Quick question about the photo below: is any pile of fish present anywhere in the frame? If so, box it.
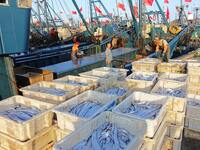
[188,100,200,107]
[58,101,103,118]
[154,88,186,98]
[62,80,88,86]
[72,122,134,150]
[131,74,155,81]
[122,101,162,119]
[0,104,41,122]
[31,87,66,96]
[170,76,187,82]
[105,87,127,97]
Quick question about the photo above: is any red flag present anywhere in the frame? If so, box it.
[144,0,154,6]
[185,0,192,2]
[134,4,138,18]
[117,3,126,11]
[164,0,169,4]
[71,11,77,15]
[94,6,104,15]
[166,7,170,20]
[80,7,83,12]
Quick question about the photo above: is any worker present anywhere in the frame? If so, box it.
[105,43,113,67]
[71,41,80,65]
[153,37,170,62]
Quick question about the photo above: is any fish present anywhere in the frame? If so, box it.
[131,74,155,81]
[31,87,66,96]
[105,87,127,97]
[154,88,185,98]
[188,100,200,107]
[63,80,88,86]
[122,101,162,120]
[72,122,134,150]
[0,104,41,122]
[58,101,103,118]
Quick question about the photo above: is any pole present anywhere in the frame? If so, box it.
[115,0,120,18]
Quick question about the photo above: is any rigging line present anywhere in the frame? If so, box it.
[57,0,69,20]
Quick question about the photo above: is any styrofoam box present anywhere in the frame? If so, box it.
[113,92,168,138]
[95,80,135,103]
[187,62,200,75]
[53,112,146,150]
[151,79,186,112]
[93,67,128,80]
[144,116,168,150]
[54,75,100,93]
[186,94,200,119]
[166,124,183,139]
[161,135,182,150]
[157,62,186,73]
[166,111,185,126]
[126,71,158,92]
[132,58,161,72]
[159,72,188,82]
[0,124,55,150]
[20,81,79,105]
[0,96,54,141]
[185,117,200,132]
[53,90,118,131]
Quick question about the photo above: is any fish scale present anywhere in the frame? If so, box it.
[72,122,134,150]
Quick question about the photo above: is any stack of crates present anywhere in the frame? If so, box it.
[0,96,55,150]
[113,92,169,150]
[151,79,187,150]
[132,58,161,72]
[157,62,186,74]
[187,62,200,95]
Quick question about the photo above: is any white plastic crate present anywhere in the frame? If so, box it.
[54,75,100,93]
[95,81,134,102]
[159,73,188,82]
[20,81,79,105]
[0,126,55,150]
[166,124,183,139]
[113,92,168,138]
[151,79,186,112]
[126,71,158,92]
[132,58,161,72]
[188,74,200,83]
[79,70,118,83]
[53,112,146,150]
[0,96,53,141]
[185,117,200,132]
[187,83,200,95]
[93,67,128,80]
[157,62,186,73]
[54,126,72,142]
[166,111,185,126]
[53,90,117,131]
[144,116,168,150]
[186,94,200,119]
[161,135,182,150]
[187,62,200,75]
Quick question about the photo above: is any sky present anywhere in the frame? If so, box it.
[32,0,200,23]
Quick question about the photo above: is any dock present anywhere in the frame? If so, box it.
[41,48,138,78]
